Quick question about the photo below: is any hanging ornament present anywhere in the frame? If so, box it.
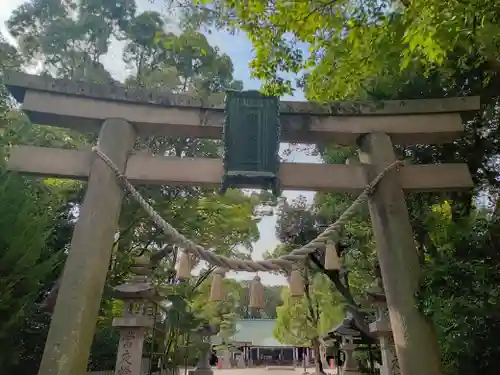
[221,90,281,197]
[176,250,191,280]
[289,269,304,297]
[345,156,359,166]
[210,268,226,302]
[249,275,265,309]
[324,239,342,270]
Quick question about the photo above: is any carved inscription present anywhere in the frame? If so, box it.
[388,336,401,375]
[114,328,147,375]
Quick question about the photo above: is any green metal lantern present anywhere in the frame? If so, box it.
[221,90,281,196]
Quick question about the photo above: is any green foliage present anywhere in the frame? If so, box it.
[88,323,121,371]
[233,281,283,319]
[0,32,84,372]
[173,2,500,375]
[9,2,500,375]
[0,35,23,128]
[274,274,343,347]
[7,0,133,82]
[184,191,260,255]
[149,270,240,368]
[191,277,242,338]
[3,1,267,371]
[417,201,500,375]
[185,0,500,100]
[0,170,64,369]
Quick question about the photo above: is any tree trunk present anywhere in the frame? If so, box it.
[312,337,325,375]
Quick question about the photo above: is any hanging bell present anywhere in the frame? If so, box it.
[210,268,226,302]
[176,250,191,280]
[289,269,304,297]
[324,239,342,271]
[249,275,265,309]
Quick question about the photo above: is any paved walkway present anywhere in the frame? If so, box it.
[212,368,337,374]
[88,367,339,375]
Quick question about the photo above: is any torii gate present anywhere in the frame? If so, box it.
[4,71,478,375]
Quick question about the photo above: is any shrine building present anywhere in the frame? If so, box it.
[212,319,313,368]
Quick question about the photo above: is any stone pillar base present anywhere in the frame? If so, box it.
[221,350,231,369]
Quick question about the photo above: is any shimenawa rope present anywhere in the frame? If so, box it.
[91,146,403,272]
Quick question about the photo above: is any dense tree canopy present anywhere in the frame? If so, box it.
[184,0,500,100]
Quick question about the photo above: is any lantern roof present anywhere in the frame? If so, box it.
[322,311,376,345]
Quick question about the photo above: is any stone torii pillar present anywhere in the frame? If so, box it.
[358,133,442,375]
[37,119,136,375]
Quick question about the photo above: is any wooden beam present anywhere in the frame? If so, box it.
[7,146,474,192]
[19,90,467,145]
[5,71,481,115]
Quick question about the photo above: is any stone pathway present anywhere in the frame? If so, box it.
[212,368,338,375]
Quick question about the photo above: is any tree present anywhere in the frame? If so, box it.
[118,21,265,370]
[4,2,265,371]
[0,170,64,370]
[180,0,500,100]
[416,200,500,375]
[173,3,500,374]
[7,0,134,82]
[0,35,23,125]
[0,28,85,373]
[192,277,242,344]
[234,281,283,319]
[265,232,344,374]
[274,272,343,353]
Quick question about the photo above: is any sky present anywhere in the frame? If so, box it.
[0,0,320,285]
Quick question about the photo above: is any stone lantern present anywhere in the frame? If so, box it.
[112,256,156,375]
[189,324,219,375]
[366,282,401,375]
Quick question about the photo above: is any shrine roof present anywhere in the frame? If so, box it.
[212,319,294,348]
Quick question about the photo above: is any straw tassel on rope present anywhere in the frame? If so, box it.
[210,268,226,301]
[324,239,341,270]
[249,275,265,309]
[176,250,191,280]
[289,269,304,297]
